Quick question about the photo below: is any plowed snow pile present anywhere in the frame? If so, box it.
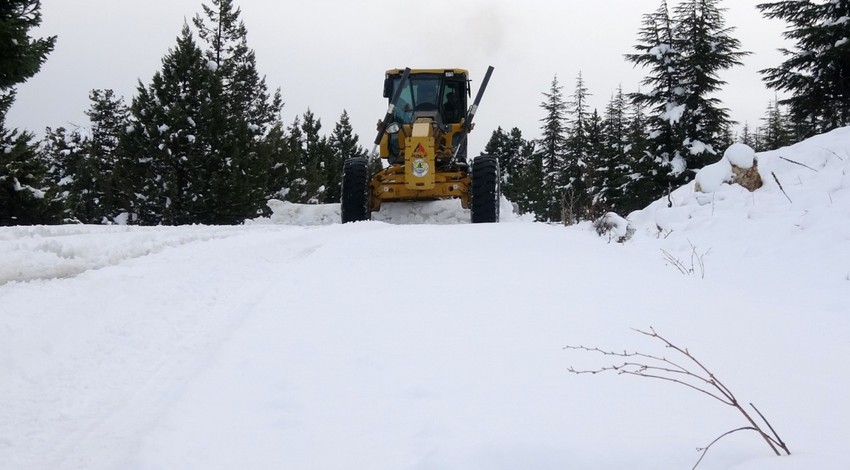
[263,196,524,225]
[1,128,848,470]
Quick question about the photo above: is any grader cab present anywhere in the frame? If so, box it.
[340,67,499,223]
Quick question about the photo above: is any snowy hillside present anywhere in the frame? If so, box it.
[1,129,849,470]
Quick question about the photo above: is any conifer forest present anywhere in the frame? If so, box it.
[3,0,850,225]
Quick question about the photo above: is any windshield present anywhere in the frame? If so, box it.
[390,74,467,124]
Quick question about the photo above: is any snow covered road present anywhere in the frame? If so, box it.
[4,126,850,470]
[3,219,848,470]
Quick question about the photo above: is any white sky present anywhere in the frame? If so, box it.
[9,0,787,155]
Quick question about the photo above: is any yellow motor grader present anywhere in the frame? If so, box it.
[341,66,499,223]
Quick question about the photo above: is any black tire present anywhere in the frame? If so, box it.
[341,157,371,223]
[471,154,500,223]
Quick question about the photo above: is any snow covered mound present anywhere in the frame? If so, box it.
[263,196,528,225]
[693,142,760,193]
[628,126,850,282]
[263,200,341,225]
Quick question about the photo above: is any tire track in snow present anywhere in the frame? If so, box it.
[0,225,249,285]
[0,225,351,470]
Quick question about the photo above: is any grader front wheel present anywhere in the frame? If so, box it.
[341,157,372,223]
[471,155,500,223]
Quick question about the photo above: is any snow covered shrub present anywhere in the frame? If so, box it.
[695,144,762,193]
[593,212,633,243]
[726,143,763,191]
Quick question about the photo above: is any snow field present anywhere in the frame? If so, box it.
[2,127,850,469]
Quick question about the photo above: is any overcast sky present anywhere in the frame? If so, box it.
[9,0,788,155]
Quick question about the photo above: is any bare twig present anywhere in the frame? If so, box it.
[660,242,710,278]
[635,328,782,457]
[565,328,790,468]
[772,172,792,203]
[751,403,791,455]
[565,344,731,404]
[661,249,690,275]
[689,242,710,279]
[693,427,757,470]
[818,146,845,161]
[780,156,818,172]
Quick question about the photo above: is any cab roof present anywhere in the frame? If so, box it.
[385,68,469,77]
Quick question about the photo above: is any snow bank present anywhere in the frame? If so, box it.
[2,197,527,285]
[627,126,850,284]
[262,200,340,225]
[260,196,531,226]
[0,225,243,285]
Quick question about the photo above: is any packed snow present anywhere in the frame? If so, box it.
[2,128,850,469]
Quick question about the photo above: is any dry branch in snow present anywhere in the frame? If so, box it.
[565,327,790,469]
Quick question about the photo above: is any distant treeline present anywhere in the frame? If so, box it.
[2,0,849,225]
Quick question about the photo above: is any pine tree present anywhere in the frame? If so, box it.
[739,122,756,149]
[563,72,592,224]
[673,0,748,168]
[74,89,131,223]
[537,75,568,222]
[193,0,282,220]
[327,110,366,203]
[758,0,850,134]
[0,132,62,225]
[484,126,529,204]
[0,0,56,122]
[626,0,685,184]
[595,87,632,216]
[619,96,660,215]
[280,113,325,204]
[716,121,736,151]
[279,115,305,202]
[193,0,278,132]
[758,97,794,150]
[262,118,295,204]
[42,126,86,222]
[582,109,607,220]
[512,139,545,219]
[128,24,221,225]
[627,0,745,206]
[0,0,59,225]
[301,110,331,204]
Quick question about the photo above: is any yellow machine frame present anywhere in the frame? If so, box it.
[370,69,472,211]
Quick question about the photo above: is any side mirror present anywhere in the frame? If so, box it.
[383,78,394,98]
